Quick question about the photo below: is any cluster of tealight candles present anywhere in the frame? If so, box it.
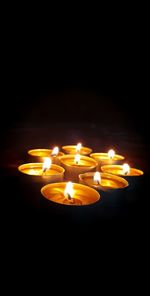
[18,143,144,206]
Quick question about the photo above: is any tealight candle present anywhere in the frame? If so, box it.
[101,163,144,177]
[28,147,64,165]
[62,143,92,155]
[41,181,100,206]
[90,149,125,169]
[18,157,65,183]
[79,171,128,190]
[59,154,98,182]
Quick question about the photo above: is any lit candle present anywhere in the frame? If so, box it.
[51,146,59,156]
[90,149,125,169]
[122,163,130,175]
[59,154,98,182]
[79,171,128,190]
[41,181,100,206]
[28,147,64,165]
[62,143,92,156]
[101,163,144,177]
[76,143,82,153]
[18,157,65,183]
[74,154,81,164]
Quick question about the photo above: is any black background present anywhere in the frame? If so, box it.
[1,30,149,257]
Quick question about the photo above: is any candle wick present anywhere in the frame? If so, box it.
[43,168,47,173]
[97,180,100,185]
[67,193,72,200]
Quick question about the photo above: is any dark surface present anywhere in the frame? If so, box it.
[1,41,148,251]
[1,98,148,247]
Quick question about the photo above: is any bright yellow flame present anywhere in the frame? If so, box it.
[94,172,101,184]
[76,143,82,152]
[64,182,73,199]
[74,154,80,164]
[122,163,130,175]
[42,157,51,171]
[51,146,59,156]
[108,149,115,159]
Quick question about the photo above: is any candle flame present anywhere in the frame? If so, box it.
[64,182,73,199]
[42,157,51,171]
[122,163,130,175]
[94,172,101,184]
[51,146,59,156]
[74,154,80,164]
[108,149,115,159]
[76,143,82,152]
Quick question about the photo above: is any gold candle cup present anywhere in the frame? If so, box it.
[101,165,144,177]
[79,172,128,191]
[90,152,125,169]
[59,155,98,182]
[28,149,64,165]
[62,145,92,156]
[41,182,100,206]
[18,163,65,183]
